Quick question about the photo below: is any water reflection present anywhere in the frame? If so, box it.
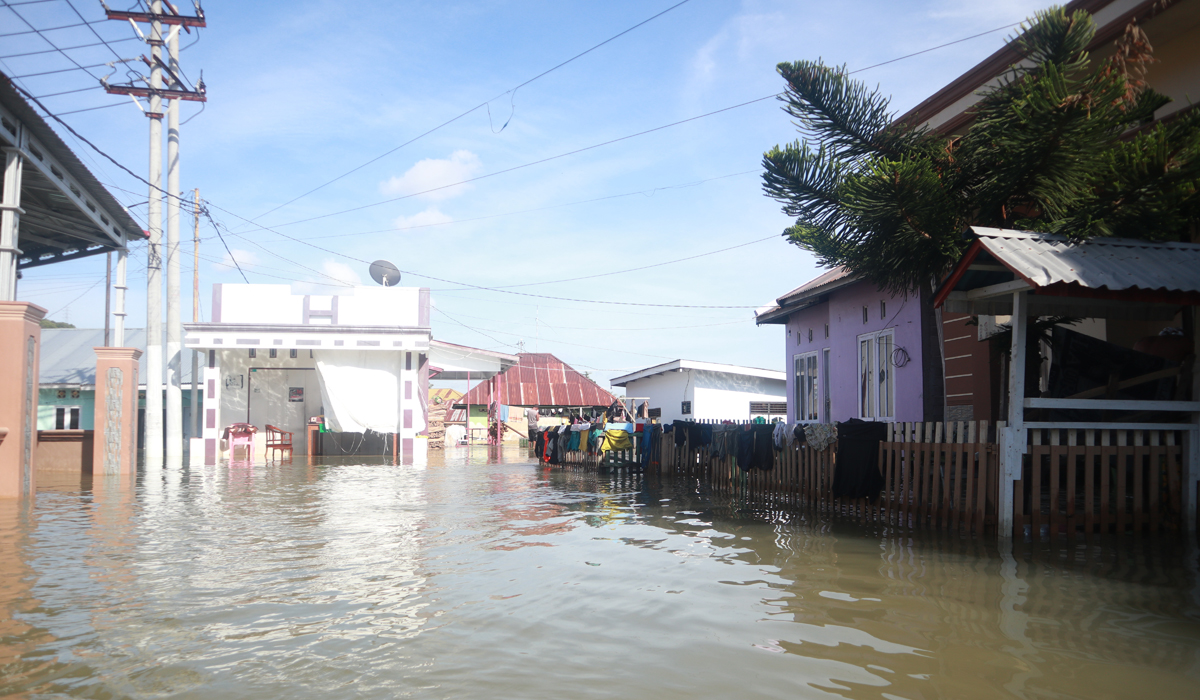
[0,449,1198,699]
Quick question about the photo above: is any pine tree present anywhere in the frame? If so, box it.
[762,7,1200,421]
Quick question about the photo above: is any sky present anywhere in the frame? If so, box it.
[2,0,1051,390]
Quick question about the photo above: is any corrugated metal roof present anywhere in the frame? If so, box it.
[456,353,617,408]
[39,328,194,387]
[971,227,1200,293]
[776,266,855,304]
[429,388,462,404]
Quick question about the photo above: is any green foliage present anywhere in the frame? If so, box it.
[39,319,75,329]
[763,6,1200,294]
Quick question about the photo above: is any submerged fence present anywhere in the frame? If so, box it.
[541,420,1195,538]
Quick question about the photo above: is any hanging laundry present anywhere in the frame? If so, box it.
[772,421,789,449]
[804,423,837,451]
[831,419,887,500]
[568,430,581,452]
[601,429,633,452]
[752,424,775,470]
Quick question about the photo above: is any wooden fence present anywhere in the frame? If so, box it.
[540,420,1194,538]
[1016,426,1189,538]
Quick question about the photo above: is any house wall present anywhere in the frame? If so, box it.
[620,369,785,422]
[691,370,785,421]
[217,349,322,456]
[620,371,692,423]
[37,389,95,430]
[214,284,426,328]
[782,280,924,424]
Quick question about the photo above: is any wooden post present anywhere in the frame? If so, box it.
[999,290,1028,541]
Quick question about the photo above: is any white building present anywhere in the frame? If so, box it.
[609,360,786,423]
[184,283,516,463]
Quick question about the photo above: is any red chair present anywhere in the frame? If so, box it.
[265,424,294,461]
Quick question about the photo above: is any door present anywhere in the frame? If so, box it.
[248,368,313,454]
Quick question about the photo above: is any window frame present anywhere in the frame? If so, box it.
[856,329,895,422]
[793,350,820,423]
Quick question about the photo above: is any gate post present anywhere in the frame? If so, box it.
[999,291,1028,541]
[93,346,142,474]
[0,301,44,498]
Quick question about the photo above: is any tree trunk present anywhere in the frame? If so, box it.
[920,279,946,422]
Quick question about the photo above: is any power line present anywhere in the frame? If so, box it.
[7,62,109,78]
[63,0,136,64]
[57,101,126,115]
[0,18,107,38]
[33,85,102,98]
[4,3,106,80]
[4,79,200,211]
[0,36,139,60]
[197,206,249,283]
[233,0,697,229]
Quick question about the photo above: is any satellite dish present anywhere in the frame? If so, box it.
[369,259,401,287]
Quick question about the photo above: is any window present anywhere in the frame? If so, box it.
[54,406,81,430]
[681,401,692,415]
[794,351,819,422]
[289,349,297,359]
[824,323,829,339]
[822,348,831,422]
[807,328,813,342]
[881,300,886,319]
[857,330,895,421]
[248,349,257,359]
[269,348,277,359]
[862,306,869,324]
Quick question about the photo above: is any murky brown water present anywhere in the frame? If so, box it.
[2,447,1199,699]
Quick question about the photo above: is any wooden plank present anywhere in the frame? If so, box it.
[1049,430,1063,539]
[1133,431,1145,534]
[1084,429,1096,536]
[1100,430,1113,534]
[1166,431,1181,523]
[1116,430,1129,535]
[1149,431,1162,533]
[1066,430,1078,537]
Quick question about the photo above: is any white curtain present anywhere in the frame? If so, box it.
[314,350,403,433]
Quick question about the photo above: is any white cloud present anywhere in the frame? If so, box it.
[321,259,364,287]
[220,248,259,270]
[392,207,453,230]
[379,150,482,201]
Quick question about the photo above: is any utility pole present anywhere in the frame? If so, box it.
[101,1,206,467]
[190,188,200,442]
[144,2,164,469]
[165,24,183,464]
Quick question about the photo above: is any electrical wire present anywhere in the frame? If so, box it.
[4,3,106,81]
[4,80,200,211]
[232,0,697,229]
[0,19,107,38]
[198,206,249,283]
[7,63,110,78]
[0,36,139,60]
[32,84,102,98]
[62,0,135,64]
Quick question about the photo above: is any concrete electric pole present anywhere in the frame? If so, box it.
[102,1,207,466]
[191,188,201,442]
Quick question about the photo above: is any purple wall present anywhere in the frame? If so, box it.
[782,279,924,424]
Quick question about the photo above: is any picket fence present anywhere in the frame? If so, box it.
[541,419,1194,538]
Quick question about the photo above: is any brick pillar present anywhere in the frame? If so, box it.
[93,347,142,475]
[0,301,45,498]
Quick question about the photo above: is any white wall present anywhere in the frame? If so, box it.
[216,284,423,327]
[217,349,322,456]
[621,368,785,422]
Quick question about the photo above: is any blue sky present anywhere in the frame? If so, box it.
[3,0,1048,387]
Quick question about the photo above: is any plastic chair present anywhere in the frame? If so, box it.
[265,424,294,460]
[228,425,256,461]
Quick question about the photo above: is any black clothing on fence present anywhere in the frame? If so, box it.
[534,430,544,459]
[752,424,774,471]
[735,424,776,472]
[832,418,886,500]
[675,422,689,447]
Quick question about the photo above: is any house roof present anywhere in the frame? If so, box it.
[39,328,194,388]
[610,359,785,387]
[429,388,462,405]
[934,227,1200,319]
[755,266,858,325]
[896,0,1180,133]
[1,73,143,268]
[455,353,618,408]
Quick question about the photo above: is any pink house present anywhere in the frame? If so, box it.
[755,268,926,425]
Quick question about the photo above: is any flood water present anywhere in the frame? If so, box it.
[3,448,1200,699]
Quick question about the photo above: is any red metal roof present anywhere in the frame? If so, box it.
[456,353,618,408]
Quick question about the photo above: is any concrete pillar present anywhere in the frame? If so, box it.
[999,290,1029,541]
[201,350,221,464]
[92,347,143,475]
[0,301,45,498]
